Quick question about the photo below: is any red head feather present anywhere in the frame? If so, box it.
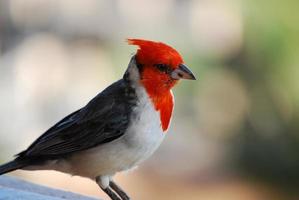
[127,39,183,69]
[128,39,184,132]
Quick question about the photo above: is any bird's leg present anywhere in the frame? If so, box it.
[102,187,121,200]
[96,176,121,200]
[110,181,130,200]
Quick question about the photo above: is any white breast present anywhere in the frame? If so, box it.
[65,86,166,178]
[121,85,166,165]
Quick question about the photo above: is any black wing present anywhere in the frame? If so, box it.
[17,79,137,160]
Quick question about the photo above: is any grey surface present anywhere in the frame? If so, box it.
[0,175,99,200]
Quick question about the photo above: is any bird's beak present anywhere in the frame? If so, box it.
[171,64,196,80]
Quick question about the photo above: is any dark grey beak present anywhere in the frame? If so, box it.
[171,64,196,80]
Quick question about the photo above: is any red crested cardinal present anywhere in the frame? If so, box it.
[0,39,196,200]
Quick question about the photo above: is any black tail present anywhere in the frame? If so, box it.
[0,160,25,175]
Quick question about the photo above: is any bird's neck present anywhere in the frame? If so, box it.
[140,81,174,132]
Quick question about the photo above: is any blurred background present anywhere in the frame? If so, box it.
[0,0,299,200]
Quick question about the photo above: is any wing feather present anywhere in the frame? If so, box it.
[17,80,137,159]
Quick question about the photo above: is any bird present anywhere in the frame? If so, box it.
[0,39,196,200]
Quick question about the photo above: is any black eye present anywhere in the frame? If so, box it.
[154,64,171,73]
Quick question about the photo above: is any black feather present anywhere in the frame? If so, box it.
[16,79,137,164]
[0,159,26,175]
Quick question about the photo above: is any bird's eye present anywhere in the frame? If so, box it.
[154,64,171,73]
